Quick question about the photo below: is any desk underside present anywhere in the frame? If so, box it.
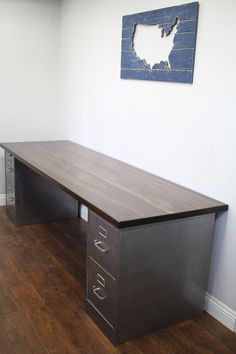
[6,157,78,226]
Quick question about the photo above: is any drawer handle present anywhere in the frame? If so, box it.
[6,168,14,173]
[94,240,108,253]
[93,286,106,301]
[7,196,15,202]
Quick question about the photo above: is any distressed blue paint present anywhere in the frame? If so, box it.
[121,69,193,83]
[169,49,194,70]
[152,61,169,70]
[121,52,148,69]
[122,28,135,39]
[177,19,197,33]
[122,60,148,70]
[121,2,198,83]
[122,2,198,27]
[122,38,133,51]
[121,51,137,63]
[159,18,178,36]
[173,32,196,49]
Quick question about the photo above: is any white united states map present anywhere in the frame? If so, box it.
[133,19,179,70]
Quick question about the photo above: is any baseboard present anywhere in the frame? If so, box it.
[0,194,6,206]
[205,292,236,332]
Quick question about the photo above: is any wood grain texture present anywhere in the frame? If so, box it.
[0,206,235,354]
[0,140,228,227]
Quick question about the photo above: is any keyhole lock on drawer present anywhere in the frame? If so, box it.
[94,239,109,253]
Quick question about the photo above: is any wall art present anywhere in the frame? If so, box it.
[120,2,199,83]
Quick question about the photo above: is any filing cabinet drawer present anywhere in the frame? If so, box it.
[88,211,120,277]
[87,257,117,325]
[5,151,14,173]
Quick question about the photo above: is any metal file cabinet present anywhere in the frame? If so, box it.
[5,151,16,221]
[86,210,216,345]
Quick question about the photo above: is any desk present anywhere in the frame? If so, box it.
[0,140,228,344]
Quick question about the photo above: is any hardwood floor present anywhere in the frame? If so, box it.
[0,206,235,354]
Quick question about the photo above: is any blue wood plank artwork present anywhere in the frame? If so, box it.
[120,2,199,83]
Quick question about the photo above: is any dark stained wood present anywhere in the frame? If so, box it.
[0,206,235,353]
[0,141,228,227]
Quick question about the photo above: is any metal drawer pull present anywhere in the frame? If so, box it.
[6,167,14,173]
[94,240,108,253]
[98,225,107,238]
[93,286,106,300]
[7,196,15,202]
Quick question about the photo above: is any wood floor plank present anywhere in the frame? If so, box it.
[11,281,81,354]
[31,222,86,285]
[177,320,234,354]
[194,315,236,353]
[155,326,212,354]
[0,285,17,317]
[0,321,17,354]
[2,311,48,354]
[0,251,24,288]
[0,206,235,354]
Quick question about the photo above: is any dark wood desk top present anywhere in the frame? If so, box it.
[0,140,228,227]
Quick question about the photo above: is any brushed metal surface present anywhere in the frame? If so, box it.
[5,152,16,221]
[5,150,14,172]
[88,211,120,277]
[87,212,217,345]
[87,257,117,325]
[86,300,115,344]
[114,213,216,343]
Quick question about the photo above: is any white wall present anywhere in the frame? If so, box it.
[0,0,235,323]
[60,0,236,312]
[0,0,61,194]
